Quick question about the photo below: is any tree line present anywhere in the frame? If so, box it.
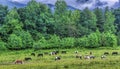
[0,0,120,50]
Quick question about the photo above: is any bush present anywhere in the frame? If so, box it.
[0,40,7,50]
[33,37,48,49]
[60,37,75,48]
[101,32,117,47]
[87,33,100,48]
[13,30,33,49]
[75,36,88,48]
[7,34,23,50]
[47,35,61,48]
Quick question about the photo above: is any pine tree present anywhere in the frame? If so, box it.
[104,11,116,33]
[94,7,105,32]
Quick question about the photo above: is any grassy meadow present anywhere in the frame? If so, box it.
[0,48,120,69]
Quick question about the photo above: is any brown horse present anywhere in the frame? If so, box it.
[15,60,23,64]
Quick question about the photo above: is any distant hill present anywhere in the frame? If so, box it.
[0,0,120,9]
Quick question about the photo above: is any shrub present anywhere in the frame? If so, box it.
[60,37,75,48]
[0,40,7,50]
[7,34,23,50]
[13,30,33,49]
[47,35,61,48]
[101,32,117,47]
[33,37,48,49]
[75,36,88,48]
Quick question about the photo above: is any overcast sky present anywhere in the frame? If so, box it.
[0,0,119,9]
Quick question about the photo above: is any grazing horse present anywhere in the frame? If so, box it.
[104,52,109,55]
[101,55,106,59]
[31,53,35,56]
[75,51,78,54]
[89,55,95,59]
[112,52,118,55]
[49,51,57,55]
[55,50,59,54]
[24,57,32,61]
[76,55,82,59]
[37,53,43,57]
[15,60,23,64]
[55,56,61,61]
[84,55,90,59]
[61,51,66,54]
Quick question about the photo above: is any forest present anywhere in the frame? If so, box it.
[0,0,120,50]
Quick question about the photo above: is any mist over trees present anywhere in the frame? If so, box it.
[0,0,120,50]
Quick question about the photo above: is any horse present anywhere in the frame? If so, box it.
[15,60,23,64]
[37,53,43,57]
[31,53,35,56]
[24,57,32,61]
[89,55,95,59]
[112,52,118,55]
[61,51,66,54]
[104,52,109,55]
[49,51,57,55]
[101,55,106,59]
[76,55,82,59]
[55,56,61,61]
[84,55,90,59]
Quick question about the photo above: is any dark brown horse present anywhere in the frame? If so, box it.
[15,60,23,64]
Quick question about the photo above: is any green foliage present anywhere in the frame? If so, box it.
[78,8,97,36]
[47,35,61,48]
[117,32,120,45]
[75,36,88,48]
[61,37,75,48]
[7,34,23,50]
[0,40,7,50]
[104,11,116,33]
[101,32,117,47]
[113,8,120,32]
[33,37,47,49]
[87,32,100,48]
[55,0,67,15]
[0,5,8,25]
[0,0,120,50]
[13,30,33,49]
[94,8,105,32]
[75,31,101,48]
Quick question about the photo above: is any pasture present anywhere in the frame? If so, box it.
[0,48,120,69]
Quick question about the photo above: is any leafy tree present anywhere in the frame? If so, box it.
[47,35,61,48]
[75,36,88,48]
[54,1,80,37]
[87,32,100,48]
[94,7,105,32]
[104,11,116,33]
[13,30,33,49]
[33,37,47,49]
[60,37,75,48]
[116,32,120,45]
[0,40,7,50]
[7,34,23,50]
[55,0,67,15]
[0,8,22,42]
[101,32,117,47]
[0,5,8,25]
[18,0,54,35]
[78,8,97,36]
[113,8,120,32]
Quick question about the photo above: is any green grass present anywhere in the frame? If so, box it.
[0,48,120,69]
